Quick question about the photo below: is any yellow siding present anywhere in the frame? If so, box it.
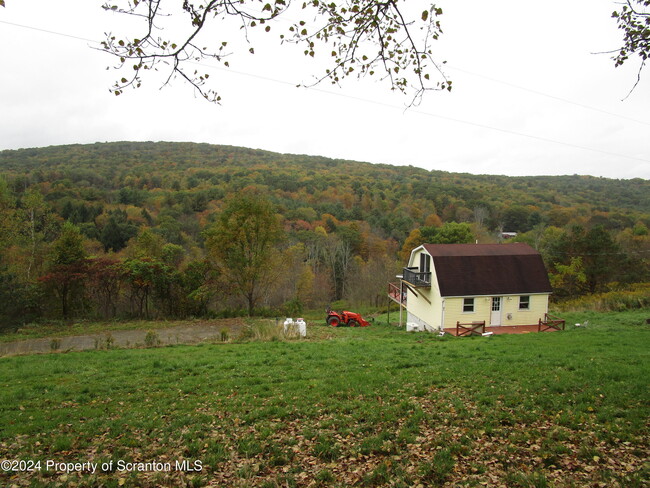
[406,286,436,328]
[500,294,549,326]
[443,297,491,329]
[407,247,424,268]
[441,294,550,329]
[405,248,443,329]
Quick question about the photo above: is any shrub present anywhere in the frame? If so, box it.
[237,321,284,342]
[144,330,161,347]
[556,283,650,312]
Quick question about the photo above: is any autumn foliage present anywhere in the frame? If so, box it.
[0,142,648,326]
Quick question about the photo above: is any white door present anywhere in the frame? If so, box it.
[490,297,502,326]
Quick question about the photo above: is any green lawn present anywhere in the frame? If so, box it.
[0,310,648,487]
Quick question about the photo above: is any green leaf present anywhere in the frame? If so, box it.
[421,10,428,21]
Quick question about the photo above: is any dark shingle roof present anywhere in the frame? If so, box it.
[421,243,552,297]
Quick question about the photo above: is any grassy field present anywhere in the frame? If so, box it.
[0,310,648,487]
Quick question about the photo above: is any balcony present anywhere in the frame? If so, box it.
[388,282,406,306]
[403,267,431,287]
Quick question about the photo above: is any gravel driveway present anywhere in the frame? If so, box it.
[0,321,247,357]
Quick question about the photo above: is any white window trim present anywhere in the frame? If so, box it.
[462,297,475,313]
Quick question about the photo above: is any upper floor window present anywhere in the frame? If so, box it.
[420,253,431,273]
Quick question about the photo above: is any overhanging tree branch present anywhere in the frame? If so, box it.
[99,0,450,104]
[612,0,650,96]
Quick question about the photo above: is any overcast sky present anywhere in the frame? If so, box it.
[1,1,649,179]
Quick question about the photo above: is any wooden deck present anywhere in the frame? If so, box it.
[443,314,566,337]
[443,324,562,336]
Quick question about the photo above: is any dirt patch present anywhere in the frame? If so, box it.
[0,319,247,357]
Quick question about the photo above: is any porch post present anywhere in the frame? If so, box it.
[399,280,404,328]
[387,295,390,325]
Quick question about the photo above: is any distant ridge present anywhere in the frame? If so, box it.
[1,141,648,215]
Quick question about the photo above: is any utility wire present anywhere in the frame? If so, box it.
[0,19,99,44]
[5,17,647,127]
[445,64,650,127]
[192,60,650,165]
[2,18,649,166]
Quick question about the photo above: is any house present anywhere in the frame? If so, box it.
[390,243,553,332]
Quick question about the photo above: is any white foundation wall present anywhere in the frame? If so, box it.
[406,311,437,332]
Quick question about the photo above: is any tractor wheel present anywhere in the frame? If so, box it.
[348,319,359,327]
[327,316,341,327]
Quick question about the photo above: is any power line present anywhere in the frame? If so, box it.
[2,18,649,166]
[193,61,650,165]
[2,18,647,130]
[445,64,650,127]
[0,20,99,44]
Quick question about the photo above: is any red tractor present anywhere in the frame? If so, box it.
[326,307,371,327]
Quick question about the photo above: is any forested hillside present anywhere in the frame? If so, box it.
[1,142,648,327]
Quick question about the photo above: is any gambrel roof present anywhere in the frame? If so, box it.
[421,243,552,297]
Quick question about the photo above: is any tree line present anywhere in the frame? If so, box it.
[0,142,648,329]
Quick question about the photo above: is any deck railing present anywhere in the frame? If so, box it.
[387,282,406,305]
[538,313,566,332]
[456,321,486,336]
[403,267,432,287]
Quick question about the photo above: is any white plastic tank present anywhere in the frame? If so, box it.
[283,318,294,334]
[296,318,307,337]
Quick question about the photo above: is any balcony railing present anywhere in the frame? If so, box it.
[388,282,406,305]
[403,267,431,287]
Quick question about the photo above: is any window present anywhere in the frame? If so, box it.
[419,253,431,273]
[463,298,475,313]
[519,296,530,310]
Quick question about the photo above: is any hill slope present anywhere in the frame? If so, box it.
[0,142,648,321]
[1,140,648,218]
